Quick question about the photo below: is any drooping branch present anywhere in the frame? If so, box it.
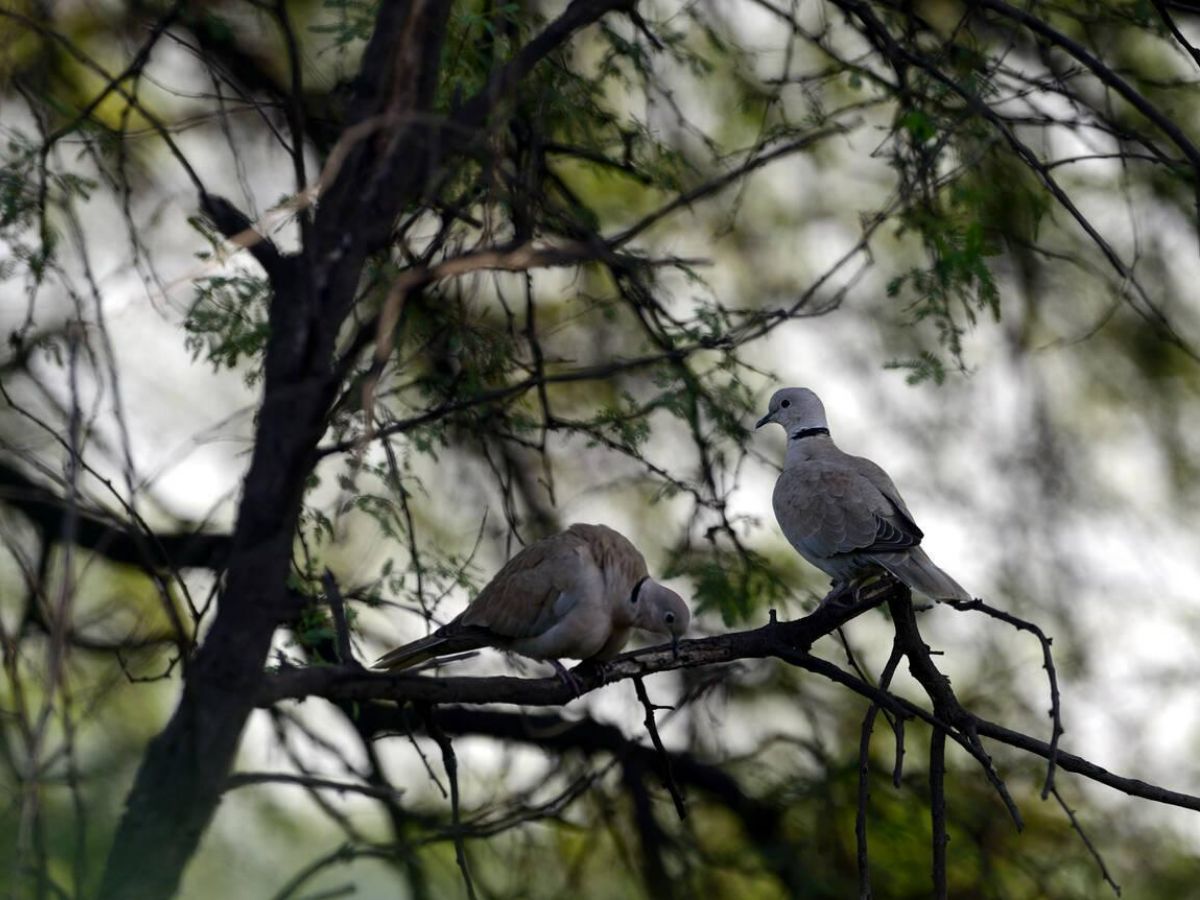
[1051,786,1122,897]
[929,727,948,900]
[823,0,1194,358]
[946,597,1063,798]
[970,0,1200,174]
[419,704,476,900]
[888,595,1024,830]
[855,640,904,896]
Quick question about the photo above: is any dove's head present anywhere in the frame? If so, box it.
[629,578,691,651]
[755,387,828,433]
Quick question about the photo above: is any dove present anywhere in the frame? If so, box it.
[374,524,690,679]
[756,387,970,603]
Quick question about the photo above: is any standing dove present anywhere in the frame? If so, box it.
[374,523,690,675]
[756,387,970,602]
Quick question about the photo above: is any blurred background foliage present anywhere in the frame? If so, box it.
[2,0,1200,897]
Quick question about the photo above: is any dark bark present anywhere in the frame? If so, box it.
[98,5,453,896]
[99,3,640,895]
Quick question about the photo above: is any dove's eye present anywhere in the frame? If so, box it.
[665,612,675,624]
[781,399,791,408]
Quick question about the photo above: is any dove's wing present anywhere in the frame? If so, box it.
[460,530,600,639]
[773,458,922,561]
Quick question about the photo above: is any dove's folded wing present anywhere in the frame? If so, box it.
[774,465,922,560]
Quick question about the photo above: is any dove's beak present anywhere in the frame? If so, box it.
[754,412,773,429]
[671,634,680,657]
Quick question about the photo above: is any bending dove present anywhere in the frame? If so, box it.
[756,387,970,603]
[375,524,690,678]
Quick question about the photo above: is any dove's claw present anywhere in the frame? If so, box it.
[856,574,900,603]
[550,660,584,697]
[819,580,856,609]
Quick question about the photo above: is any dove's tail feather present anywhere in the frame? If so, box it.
[875,548,970,602]
[373,629,489,671]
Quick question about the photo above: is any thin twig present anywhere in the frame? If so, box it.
[294,884,356,900]
[892,713,907,790]
[420,705,476,900]
[226,772,406,803]
[1051,787,1122,897]
[322,570,356,667]
[855,642,905,899]
[947,598,1062,797]
[633,676,687,821]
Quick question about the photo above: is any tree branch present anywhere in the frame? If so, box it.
[971,0,1200,173]
[453,0,639,130]
[199,192,291,284]
[633,675,687,821]
[261,592,1200,818]
[260,594,889,706]
[0,460,231,570]
[856,641,904,898]
[419,705,476,900]
[946,597,1063,798]
[930,727,948,900]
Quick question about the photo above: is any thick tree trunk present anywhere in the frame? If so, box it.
[98,250,340,896]
[98,4,452,896]
[98,2,634,893]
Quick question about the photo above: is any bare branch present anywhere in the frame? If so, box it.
[321,570,358,668]
[1051,786,1122,897]
[419,705,477,900]
[609,124,853,248]
[199,192,290,285]
[947,598,1063,798]
[855,641,904,898]
[0,460,231,571]
[972,0,1200,172]
[929,728,948,900]
[633,675,687,821]
[885,595,1024,829]
[261,590,1200,818]
[225,772,406,804]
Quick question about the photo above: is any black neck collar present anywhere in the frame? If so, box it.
[790,426,830,441]
[629,575,650,605]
